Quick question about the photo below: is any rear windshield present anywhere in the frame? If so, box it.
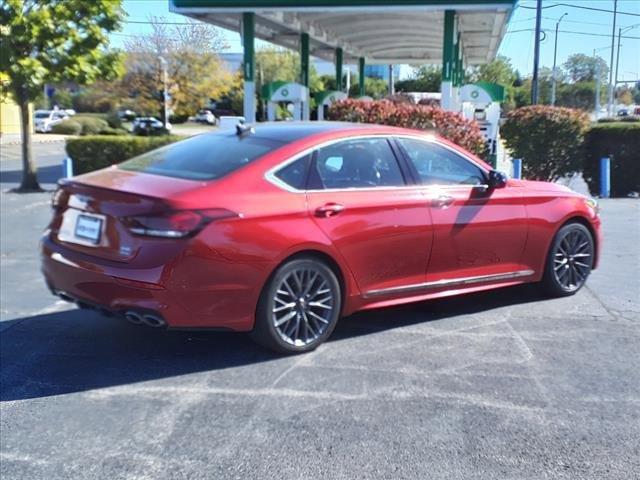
[119,133,283,180]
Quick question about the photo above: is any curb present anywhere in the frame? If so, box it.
[0,138,68,146]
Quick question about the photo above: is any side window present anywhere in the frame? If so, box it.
[313,138,405,189]
[398,138,486,186]
[274,154,311,190]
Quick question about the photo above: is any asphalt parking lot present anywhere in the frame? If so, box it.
[1,142,639,479]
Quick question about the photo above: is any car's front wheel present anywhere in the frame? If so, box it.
[251,257,341,354]
[542,222,594,297]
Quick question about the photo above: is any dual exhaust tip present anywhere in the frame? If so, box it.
[55,290,166,328]
[124,311,166,328]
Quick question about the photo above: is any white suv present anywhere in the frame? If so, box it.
[34,110,69,133]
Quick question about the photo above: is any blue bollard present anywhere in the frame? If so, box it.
[62,157,73,178]
[600,157,610,198]
[512,158,522,179]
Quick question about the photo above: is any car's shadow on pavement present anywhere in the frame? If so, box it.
[1,284,546,402]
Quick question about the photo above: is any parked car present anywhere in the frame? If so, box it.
[195,109,216,125]
[42,123,601,353]
[118,109,137,121]
[131,117,171,135]
[34,109,69,133]
[207,99,235,118]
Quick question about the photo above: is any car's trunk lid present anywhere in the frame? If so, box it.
[51,168,204,262]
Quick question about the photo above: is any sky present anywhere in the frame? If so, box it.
[117,0,640,82]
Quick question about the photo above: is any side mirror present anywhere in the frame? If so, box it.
[488,170,508,189]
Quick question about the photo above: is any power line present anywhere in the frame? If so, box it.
[125,19,200,25]
[506,28,640,40]
[519,2,640,17]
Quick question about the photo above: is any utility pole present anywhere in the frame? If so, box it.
[158,56,169,129]
[594,50,601,119]
[551,12,568,106]
[606,0,618,116]
[531,0,543,104]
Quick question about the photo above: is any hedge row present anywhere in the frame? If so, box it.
[327,99,488,159]
[66,135,181,175]
[501,106,639,196]
[583,122,640,197]
[501,106,590,181]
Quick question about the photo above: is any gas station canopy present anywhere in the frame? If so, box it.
[171,0,516,65]
[170,0,517,123]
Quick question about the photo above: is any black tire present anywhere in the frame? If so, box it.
[251,257,342,354]
[541,222,594,297]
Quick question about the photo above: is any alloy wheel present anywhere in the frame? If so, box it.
[552,228,593,291]
[271,267,335,347]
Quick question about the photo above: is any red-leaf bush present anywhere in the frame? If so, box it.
[501,105,590,181]
[327,99,488,159]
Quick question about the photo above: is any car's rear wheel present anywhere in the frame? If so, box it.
[542,222,594,297]
[251,257,341,354]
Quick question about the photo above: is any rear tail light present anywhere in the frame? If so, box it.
[51,187,68,211]
[121,209,237,238]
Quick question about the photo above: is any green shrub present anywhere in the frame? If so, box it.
[105,111,123,129]
[501,105,590,181]
[170,113,190,124]
[66,135,181,175]
[327,99,488,159]
[583,122,640,197]
[50,120,82,135]
[71,115,109,135]
[98,126,129,136]
[597,116,639,123]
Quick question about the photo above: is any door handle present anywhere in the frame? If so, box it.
[431,195,454,208]
[315,203,345,218]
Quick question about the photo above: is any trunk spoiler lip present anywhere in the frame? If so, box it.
[57,173,202,208]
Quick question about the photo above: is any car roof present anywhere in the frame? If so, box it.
[235,121,404,143]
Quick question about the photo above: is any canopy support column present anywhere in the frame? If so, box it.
[451,31,461,111]
[441,10,455,111]
[242,12,255,123]
[300,33,310,120]
[358,57,366,97]
[335,48,343,92]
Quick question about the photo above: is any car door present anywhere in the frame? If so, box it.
[305,136,434,296]
[396,137,529,284]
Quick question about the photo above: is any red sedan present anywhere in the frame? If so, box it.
[42,123,602,353]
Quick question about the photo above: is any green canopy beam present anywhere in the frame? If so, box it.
[335,47,344,91]
[300,33,310,88]
[358,57,366,97]
[242,12,255,123]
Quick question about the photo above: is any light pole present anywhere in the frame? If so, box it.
[551,12,568,106]
[158,56,169,129]
[606,0,618,116]
[593,45,612,120]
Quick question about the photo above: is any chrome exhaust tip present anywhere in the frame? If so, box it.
[124,311,143,325]
[57,291,76,303]
[141,314,166,328]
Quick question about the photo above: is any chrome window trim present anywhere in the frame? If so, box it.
[362,269,535,299]
[264,133,491,194]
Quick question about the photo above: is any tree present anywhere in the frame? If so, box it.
[468,55,517,86]
[122,16,229,120]
[0,0,123,191]
[396,65,442,92]
[348,76,388,98]
[563,54,608,83]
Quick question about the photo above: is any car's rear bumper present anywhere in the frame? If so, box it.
[40,235,257,331]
